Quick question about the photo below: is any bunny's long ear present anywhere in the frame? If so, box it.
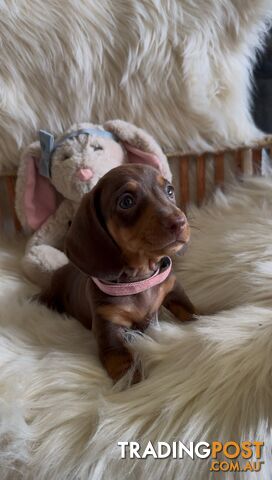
[104,119,172,180]
[65,186,124,280]
[15,142,57,230]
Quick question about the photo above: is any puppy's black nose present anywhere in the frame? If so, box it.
[165,214,187,233]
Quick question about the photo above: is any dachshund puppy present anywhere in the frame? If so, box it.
[39,164,195,383]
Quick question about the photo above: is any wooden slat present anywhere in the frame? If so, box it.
[196,155,205,206]
[5,176,21,232]
[252,148,262,174]
[179,156,189,210]
[242,149,253,175]
[235,150,243,175]
[166,137,272,160]
[214,153,224,187]
[0,171,17,177]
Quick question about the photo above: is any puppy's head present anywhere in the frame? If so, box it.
[65,164,190,279]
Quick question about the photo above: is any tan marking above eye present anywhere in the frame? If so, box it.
[156,175,165,187]
[123,180,139,191]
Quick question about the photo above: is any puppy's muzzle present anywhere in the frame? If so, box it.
[163,213,187,236]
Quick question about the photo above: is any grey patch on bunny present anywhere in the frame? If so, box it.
[15,120,172,288]
[39,128,118,179]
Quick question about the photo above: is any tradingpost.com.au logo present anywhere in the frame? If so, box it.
[118,441,265,473]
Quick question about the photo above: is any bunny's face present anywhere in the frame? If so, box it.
[50,133,125,202]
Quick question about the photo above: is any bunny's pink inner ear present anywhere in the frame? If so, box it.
[24,156,57,230]
[124,142,163,172]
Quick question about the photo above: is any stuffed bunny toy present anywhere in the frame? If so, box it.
[15,120,171,287]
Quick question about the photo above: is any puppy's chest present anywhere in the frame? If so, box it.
[96,274,175,329]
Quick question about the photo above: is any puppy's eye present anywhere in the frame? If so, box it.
[166,184,175,198]
[118,193,136,209]
[93,145,103,151]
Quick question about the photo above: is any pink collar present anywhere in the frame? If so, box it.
[91,257,172,296]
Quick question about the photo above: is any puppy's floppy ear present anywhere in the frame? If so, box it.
[65,187,124,279]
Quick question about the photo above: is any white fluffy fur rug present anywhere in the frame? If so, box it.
[1,175,272,479]
[1,0,272,171]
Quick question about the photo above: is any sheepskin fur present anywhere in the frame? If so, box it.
[1,175,272,479]
[178,175,272,314]
[1,0,272,171]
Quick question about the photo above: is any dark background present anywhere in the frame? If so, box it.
[253,28,272,133]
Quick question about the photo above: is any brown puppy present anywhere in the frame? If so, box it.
[39,164,195,383]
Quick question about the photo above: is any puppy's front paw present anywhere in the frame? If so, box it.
[170,304,196,322]
[103,351,134,382]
